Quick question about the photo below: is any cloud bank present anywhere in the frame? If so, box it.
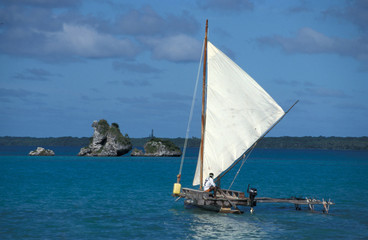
[0,3,201,63]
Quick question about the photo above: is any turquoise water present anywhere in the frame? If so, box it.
[0,147,367,239]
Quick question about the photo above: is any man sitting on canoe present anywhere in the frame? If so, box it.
[204,173,218,197]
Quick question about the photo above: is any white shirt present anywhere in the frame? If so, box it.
[203,177,216,191]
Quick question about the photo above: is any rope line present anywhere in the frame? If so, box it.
[227,143,257,190]
[178,40,205,176]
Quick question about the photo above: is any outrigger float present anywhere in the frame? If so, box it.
[172,20,334,214]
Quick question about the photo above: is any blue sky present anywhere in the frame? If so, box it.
[1,0,367,138]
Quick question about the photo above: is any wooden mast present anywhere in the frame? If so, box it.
[200,20,208,190]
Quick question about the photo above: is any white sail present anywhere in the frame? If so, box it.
[193,41,285,186]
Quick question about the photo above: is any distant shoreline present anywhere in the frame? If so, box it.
[0,136,367,150]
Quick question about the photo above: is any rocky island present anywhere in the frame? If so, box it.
[78,120,132,157]
[29,147,55,156]
[131,138,182,157]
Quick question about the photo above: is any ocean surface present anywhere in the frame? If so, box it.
[0,146,367,239]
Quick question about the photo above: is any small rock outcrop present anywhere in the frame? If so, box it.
[78,120,132,157]
[131,148,144,156]
[29,147,55,156]
[131,138,182,157]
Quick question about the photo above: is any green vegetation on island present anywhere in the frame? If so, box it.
[0,136,367,150]
[257,136,368,150]
[0,136,90,146]
[144,138,181,154]
[131,137,182,157]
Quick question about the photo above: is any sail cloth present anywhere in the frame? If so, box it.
[193,42,285,186]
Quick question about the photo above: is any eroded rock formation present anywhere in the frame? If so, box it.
[29,147,55,156]
[78,120,132,157]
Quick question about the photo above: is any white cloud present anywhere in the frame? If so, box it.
[260,27,335,54]
[13,68,61,81]
[44,24,139,58]
[0,3,201,63]
[197,0,253,11]
[112,61,160,74]
[323,0,368,31]
[295,87,348,99]
[258,27,368,69]
[143,34,202,62]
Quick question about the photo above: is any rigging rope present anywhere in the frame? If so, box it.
[178,40,205,177]
[227,143,257,190]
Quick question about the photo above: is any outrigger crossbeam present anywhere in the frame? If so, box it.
[256,197,334,214]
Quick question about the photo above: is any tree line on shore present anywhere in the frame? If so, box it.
[0,136,367,150]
